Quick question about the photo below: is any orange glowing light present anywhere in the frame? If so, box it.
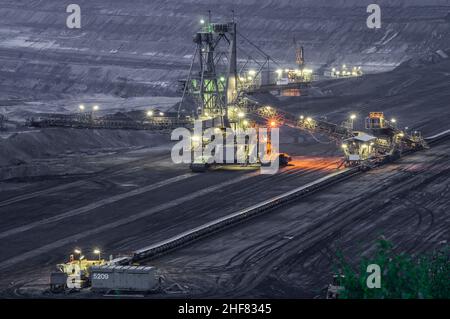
[270,121,277,127]
[288,156,341,171]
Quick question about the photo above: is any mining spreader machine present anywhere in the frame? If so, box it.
[245,103,428,169]
[297,111,428,168]
[178,17,291,172]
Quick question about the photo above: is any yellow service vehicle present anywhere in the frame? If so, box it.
[50,249,106,292]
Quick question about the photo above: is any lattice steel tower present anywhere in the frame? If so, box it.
[185,18,238,128]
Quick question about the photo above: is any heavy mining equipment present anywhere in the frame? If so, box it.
[50,249,105,292]
[330,65,363,78]
[188,123,288,172]
[364,112,427,158]
[0,114,6,131]
[247,103,427,168]
[181,19,291,172]
[274,37,312,87]
[50,249,162,293]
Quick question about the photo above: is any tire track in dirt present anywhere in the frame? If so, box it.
[208,154,450,297]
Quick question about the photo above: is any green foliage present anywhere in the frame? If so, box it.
[334,240,449,299]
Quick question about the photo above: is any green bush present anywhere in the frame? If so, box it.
[334,239,449,299]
